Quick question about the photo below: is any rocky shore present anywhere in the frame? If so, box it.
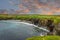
[20,19,60,35]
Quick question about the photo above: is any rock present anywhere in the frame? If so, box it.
[55,23,60,35]
[38,19,47,27]
[46,20,55,35]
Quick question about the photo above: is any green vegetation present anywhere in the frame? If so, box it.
[0,14,60,24]
[26,36,60,40]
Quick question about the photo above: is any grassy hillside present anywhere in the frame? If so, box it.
[26,36,60,40]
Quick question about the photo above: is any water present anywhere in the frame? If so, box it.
[0,20,48,40]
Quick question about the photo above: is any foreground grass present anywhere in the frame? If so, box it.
[26,36,60,40]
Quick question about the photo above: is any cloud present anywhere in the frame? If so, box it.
[9,0,60,15]
[9,1,15,5]
[9,0,19,6]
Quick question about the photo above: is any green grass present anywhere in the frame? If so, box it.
[0,14,60,24]
[26,36,60,40]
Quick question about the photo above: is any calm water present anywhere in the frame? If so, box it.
[0,20,47,40]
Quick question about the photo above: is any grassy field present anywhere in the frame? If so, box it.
[26,36,60,40]
[0,14,60,24]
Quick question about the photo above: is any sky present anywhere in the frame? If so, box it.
[0,0,60,15]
